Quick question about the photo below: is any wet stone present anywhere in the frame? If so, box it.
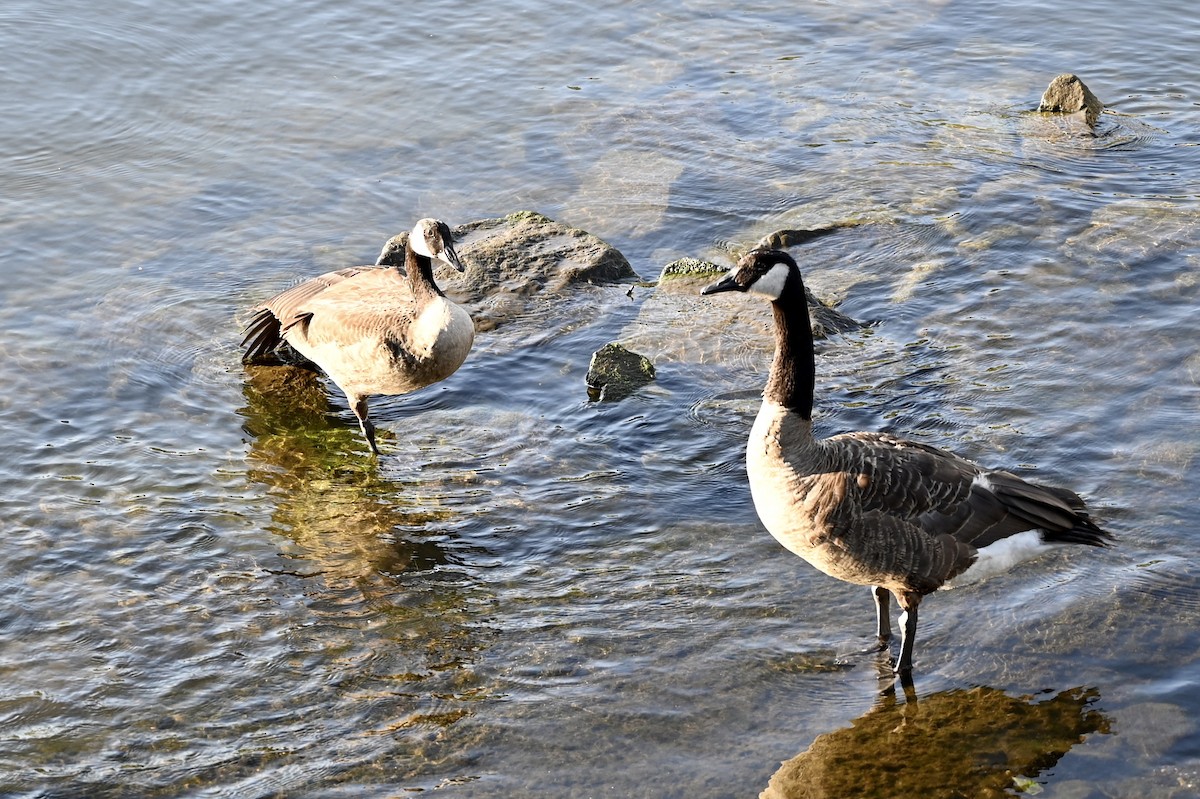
[1038,73,1104,128]
[585,343,656,402]
[392,210,637,332]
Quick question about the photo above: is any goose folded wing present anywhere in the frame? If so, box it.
[829,432,1057,547]
[261,266,381,320]
[832,432,979,519]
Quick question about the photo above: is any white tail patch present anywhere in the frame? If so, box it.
[946,530,1054,588]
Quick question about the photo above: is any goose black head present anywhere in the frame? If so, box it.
[410,218,464,272]
[375,232,410,267]
[701,247,799,301]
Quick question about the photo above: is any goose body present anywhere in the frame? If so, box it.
[702,248,1112,673]
[242,218,474,455]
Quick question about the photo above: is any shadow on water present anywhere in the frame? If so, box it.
[761,681,1111,799]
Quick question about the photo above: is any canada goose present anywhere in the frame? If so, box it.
[242,218,474,455]
[702,248,1112,674]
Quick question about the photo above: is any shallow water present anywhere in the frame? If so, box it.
[2,0,1199,796]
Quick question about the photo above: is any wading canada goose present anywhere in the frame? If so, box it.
[702,248,1112,674]
[242,218,474,455]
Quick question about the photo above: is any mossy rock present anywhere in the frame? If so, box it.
[585,343,656,401]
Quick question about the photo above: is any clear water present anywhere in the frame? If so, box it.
[2,0,1198,796]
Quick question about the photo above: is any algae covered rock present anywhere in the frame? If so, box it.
[659,257,725,280]
[585,342,656,401]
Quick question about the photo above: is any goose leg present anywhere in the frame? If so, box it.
[872,586,891,650]
[350,395,379,456]
[894,591,922,674]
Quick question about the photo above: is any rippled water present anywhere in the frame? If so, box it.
[3,0,1199,796]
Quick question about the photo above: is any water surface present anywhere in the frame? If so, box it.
[2,0,1199,796]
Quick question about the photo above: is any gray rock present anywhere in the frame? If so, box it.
[585,343,656,401]
[382,211,636,332]
[754,225,850,250]
[657,257,862,340]
[1038,73,1104,128]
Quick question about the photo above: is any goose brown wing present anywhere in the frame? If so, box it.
[262,266,382,328]
[287,268,418,350]
[829,431,980,521]
[828,432,1110,548]
[241,266,382,361]
[837,509,977,594]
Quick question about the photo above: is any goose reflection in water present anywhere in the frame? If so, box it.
[761,684,1111,799]
[238,362,469,581]
[237,363,495,770]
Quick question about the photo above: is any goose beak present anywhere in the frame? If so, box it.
[701,272,743,295]
[438,241,465,272]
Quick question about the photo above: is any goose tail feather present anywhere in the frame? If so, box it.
[241,308,283,364]
[981,471,1114,548]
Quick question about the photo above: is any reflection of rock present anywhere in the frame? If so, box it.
[441,210,636,332]
[1038,73,1104,128]
[586,343,656,401]
[761,685,1111,799]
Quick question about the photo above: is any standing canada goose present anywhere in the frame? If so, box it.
[701,248,1112,674]
[242,218,474,455]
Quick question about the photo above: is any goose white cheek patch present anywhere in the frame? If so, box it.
[409,220,438,258]
[748,263,791,301]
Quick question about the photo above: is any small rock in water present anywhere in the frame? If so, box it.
[1038,73,1104,128]
[659,257,725,280]
[660,256,862,340]
[586,343,656,401]
[754,225,849,250]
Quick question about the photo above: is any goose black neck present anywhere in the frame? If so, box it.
[404,244,445,298]
[766,271,815,419]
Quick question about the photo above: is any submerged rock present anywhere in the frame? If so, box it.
[658,257,862,340]
[754,225,850,250]
[585,343,656,401]
[1038,73,1104,128]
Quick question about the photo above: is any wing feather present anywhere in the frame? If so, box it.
[825,431,1111,550]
